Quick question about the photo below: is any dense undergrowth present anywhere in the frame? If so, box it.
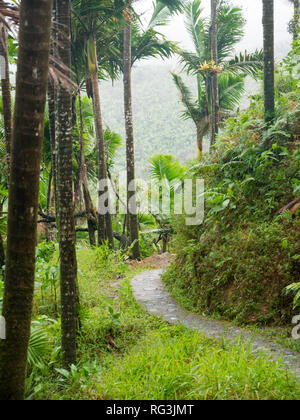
[7,244,297,400]
[163,42,300,326]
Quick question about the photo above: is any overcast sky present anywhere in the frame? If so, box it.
[134,0,294,65]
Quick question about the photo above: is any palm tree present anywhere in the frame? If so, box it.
[0,23,12,174]
[123,0,141,259]
[173,72,244,154]
[119,0,180,259]
[74,88,98,246]
[210,0,219,144]
[149,154,186,252]
[48,0,58,211]
[56,0,78,368]
[71,0,120,249]
[0,0,53,400]
[173,0,263,154]
[262,0,275,123]
[289,0,299,41]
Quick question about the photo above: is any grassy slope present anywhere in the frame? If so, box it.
[29,246,300,400]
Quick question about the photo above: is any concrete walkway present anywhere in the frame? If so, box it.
[131,269,300,379]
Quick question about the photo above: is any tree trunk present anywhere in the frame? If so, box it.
[196,117,209,157]
[262,0,275,123]
[123,1,141,260]
[0,24,12,175]
[76,84,97,246]
[0,0,53,400]
[0,231,5,273]
[210,0,219,145]
[292,0,299,41]
[48,79,57,204]
[56,0,78,369]
[82,176,97,246]
[48,0,58,221]
[196,125,203,156]
[89,39,114,249]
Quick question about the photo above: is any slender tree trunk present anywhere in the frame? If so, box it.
[56,0,78,369]
[77,85,97,246]
[196,117,209,157]
[82,176,97,246]
[292,0,299,41]
[263,0,275,123]
[0,24,12,175]
[123,1,141,260]
[0,0,53,400]
[210,0,219,145]
[196,125,203,156]
[0,204,5,273]
[0,229,5,273]
[48,0,58,216]
[204,76,212,152]
[89,38,114,249]
[48,81,57,204]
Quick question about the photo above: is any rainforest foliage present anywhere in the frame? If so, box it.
[164,38,300,324]
[0,0,300,401]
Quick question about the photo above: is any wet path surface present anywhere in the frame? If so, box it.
[131,269,300,379]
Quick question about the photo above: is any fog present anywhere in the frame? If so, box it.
[135,0,294,64]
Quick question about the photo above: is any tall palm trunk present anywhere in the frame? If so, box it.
[56,0,78,368]
[262,0,275,123]
[210,0,219,145]
[48,0,58,237]
[291,0,299,41]
[196,116,210,157]
[123,1,141,260]
[0,24,12,174]
[88,37,114,249]
[77,84,97,246]
[0,0,53,400]
[0,230,4,273]
[48,80,57,206]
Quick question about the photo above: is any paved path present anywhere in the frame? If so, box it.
[131,269,300,379]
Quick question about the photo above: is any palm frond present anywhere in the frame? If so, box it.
[104,128,123,169]
[218,73,245,112]
[132,27,178,65]
[226,49,264,78]
[185,0,207,60]
[178,50,201,74]
[149,154,186,184]
[172,72,204,122]
[149,0,185,27]
[217,5,245,60]
[27,325,51,368]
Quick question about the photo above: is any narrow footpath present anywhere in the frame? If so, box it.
[131,267,300,379]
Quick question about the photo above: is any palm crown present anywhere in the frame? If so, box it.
[172,0,263,154]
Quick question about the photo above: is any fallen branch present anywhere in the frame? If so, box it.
[279,196,300,216]
[38,209,88,223]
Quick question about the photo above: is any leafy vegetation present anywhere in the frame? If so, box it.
[21,245,300,400]
[0,0,299,401]
[163,40,300,325]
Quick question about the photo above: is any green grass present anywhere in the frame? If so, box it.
[246,325,300,354]
[96,327,300,400]
[28,245,300,400]
[163,266,300,355]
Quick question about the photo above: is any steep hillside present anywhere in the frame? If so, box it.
[163,46,300,326]
[100,65,197,177]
